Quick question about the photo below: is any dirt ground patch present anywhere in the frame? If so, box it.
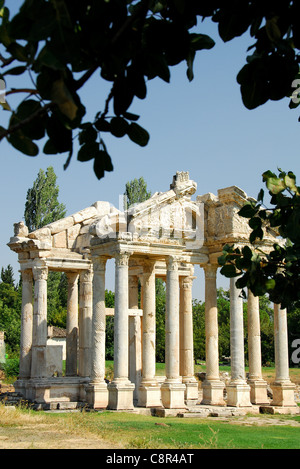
[0,405,124,449]
[208,415,300,427]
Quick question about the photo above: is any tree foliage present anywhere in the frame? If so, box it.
[124,176,151,208]
[1,264,15,286]
[219,169,300,309]
[1,1,298,179]
[24,166,66,232]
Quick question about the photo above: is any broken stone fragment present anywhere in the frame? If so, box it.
[13,221,28,237]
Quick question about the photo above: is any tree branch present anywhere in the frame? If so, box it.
[6,88,39,97]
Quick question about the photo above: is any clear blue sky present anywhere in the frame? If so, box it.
[1,2,300,299]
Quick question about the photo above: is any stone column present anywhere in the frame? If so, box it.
[179,274,198,404]
[31,264,48,379]
[247,290,269,404]
[86,258,108,409]
[78,268,93,378]
[161,256,185,409]
[66,272,79,376]
[226,277,251,407]
[129,275,142,402]
[201,265,225,405]
[271,304,296,407]
[108,252,134,410]
[19,269,33,380]
[138,260,161,407]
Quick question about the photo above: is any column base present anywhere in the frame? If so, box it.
[138,381,162,408]
[247,379,270,405]
[14,378,29,397]
[201,379,225,406]
[226,380,252,407]
[161,381,186,409]
[183,378,199,404]
[86,381,108,409]
[108,380,135,410]
[270,381,297,407]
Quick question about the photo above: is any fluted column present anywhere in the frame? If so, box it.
[31,264,48,378]
[138,260,161,407]
[201,264,225,405]
[271,304,296,407]
[161,256,185,409]
[108,251,134,410]
[226,277,251,407]
[66,272,79,376]
[179,273,198,404]
[86,258,108,409]
[78,268,93,378]
[247,290,269,404]
[19,269,33,380]
[128,275,142,401]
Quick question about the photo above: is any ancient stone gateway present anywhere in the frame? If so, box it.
[8,172,298,413]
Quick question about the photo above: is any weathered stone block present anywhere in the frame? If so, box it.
[53,231,67,248]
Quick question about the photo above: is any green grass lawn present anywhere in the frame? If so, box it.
[45,410,300,449]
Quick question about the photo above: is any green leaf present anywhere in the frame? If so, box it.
[95,117,110,132]
[2,65,27,76]
[238,203,257,218]
[127,123,149,147]
[220,264,239,278]
[265,278,276,290]
[284,172,297,193]
[14,100,46,140]
[78,124,97,145]
[110,117,129,138]
[46,114,72,153]
[93,150,113,179]
[77,141,99,162]
[265,175,286,194]
[6,42,28,62]
[123,112,140,122]
[8,129,39,156]
[50,79,78,121]
[190,33,215,51]
[43,138,59,155]
[242,245,253,259]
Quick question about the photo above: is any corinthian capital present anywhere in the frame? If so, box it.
[33,265,48,281]
[166,255,179,271]
[204,264,218,279]
[115,251,130,267]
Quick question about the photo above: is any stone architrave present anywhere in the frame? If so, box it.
[226,277,251,407]
[179,273,199,404]
[138,260,161,408]
[161,256,186,409]
[271,304,296,407]
[66,272,79,376]
[201,264,225,405]
[86,258,108,409]
[247,290,269,405]
[31,264,48,379]
[108,252,134,410]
